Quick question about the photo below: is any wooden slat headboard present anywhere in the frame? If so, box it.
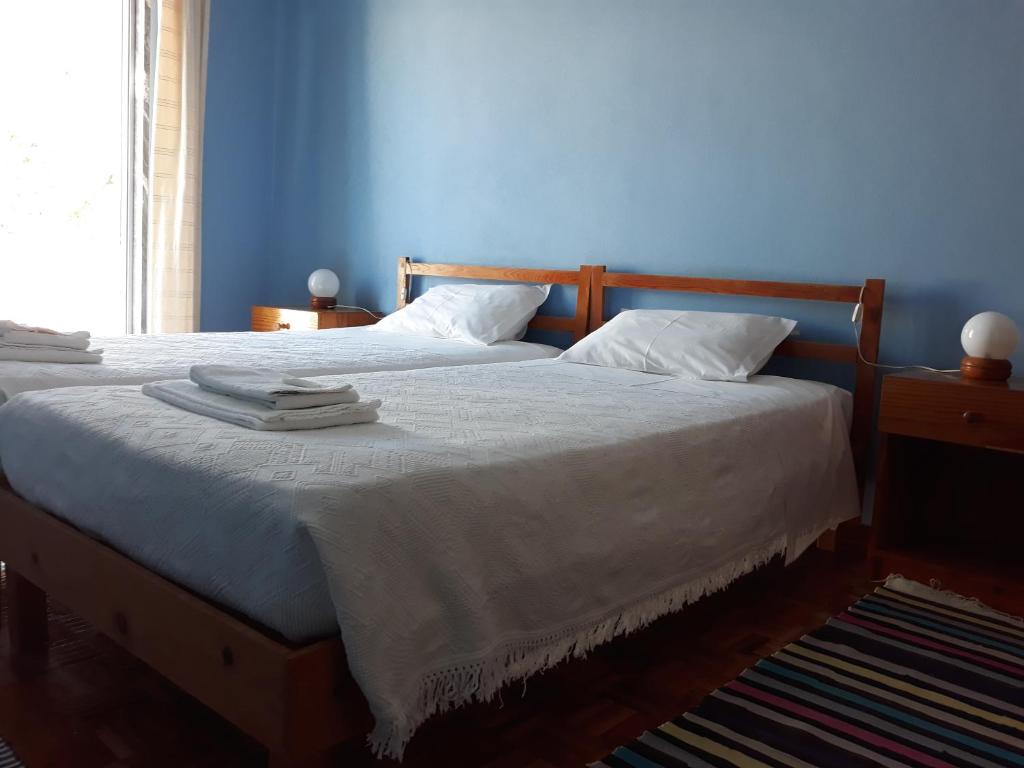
[589,267,885,492]
[396,257,599,343]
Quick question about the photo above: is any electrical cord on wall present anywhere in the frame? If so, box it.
[851,285,958,373]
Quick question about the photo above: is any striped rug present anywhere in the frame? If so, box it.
[0,739,25,768]
[592,575,1024,767]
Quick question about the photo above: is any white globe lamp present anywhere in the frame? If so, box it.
[308,268,340,310]
[960,311,1019,381]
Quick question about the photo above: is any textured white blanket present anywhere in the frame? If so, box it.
[0,327,560,403]
[0,361,858,758]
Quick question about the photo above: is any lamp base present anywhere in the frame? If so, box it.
[960,356,1012,382]
[310,296,337,310]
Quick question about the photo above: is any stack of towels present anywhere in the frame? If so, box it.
[142,365,381,431]
[0,320,102,363]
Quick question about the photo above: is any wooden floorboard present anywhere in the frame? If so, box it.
[2,551,1020,767]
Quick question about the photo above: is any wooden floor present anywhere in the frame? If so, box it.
[2,549,1021,768]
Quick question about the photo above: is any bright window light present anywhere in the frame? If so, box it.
[0,1,128,335]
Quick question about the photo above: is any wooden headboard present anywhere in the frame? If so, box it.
[589,267,885,492]
[396,257,599,343]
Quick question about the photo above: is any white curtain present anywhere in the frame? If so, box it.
[137,0,209,333]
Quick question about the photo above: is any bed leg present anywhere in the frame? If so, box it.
[7,568,48,656]
[816,529,837,552]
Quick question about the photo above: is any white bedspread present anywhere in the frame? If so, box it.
[0,360,858,758]
[0,327,559,403]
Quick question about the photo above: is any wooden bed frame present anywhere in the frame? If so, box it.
[0,265,883,767]
[396,256,594,343]
[588,268,885,493]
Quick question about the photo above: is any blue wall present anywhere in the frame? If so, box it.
[201,0,281,331]
[207,0,1024,370]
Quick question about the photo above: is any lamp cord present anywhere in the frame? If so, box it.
[332,304,386,320]
[852,285,958,374]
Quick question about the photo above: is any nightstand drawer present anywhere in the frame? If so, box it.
[878,376,1024,451]
[251,307,321,332]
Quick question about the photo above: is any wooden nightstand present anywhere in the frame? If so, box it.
[870,371,1024,587]
[251,306,379,332]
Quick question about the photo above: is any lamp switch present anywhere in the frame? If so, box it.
[851,304,863,324]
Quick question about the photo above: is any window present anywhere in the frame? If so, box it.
[2,0,207,336]
[0,1,133,335]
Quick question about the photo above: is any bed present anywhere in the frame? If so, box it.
[0,268,884,766]
[0,258,593,403]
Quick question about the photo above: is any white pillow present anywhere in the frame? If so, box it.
[559,309,796,381]
[372,283,551,345]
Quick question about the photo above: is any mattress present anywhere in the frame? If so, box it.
[0,359,859,756]
[0,326,560,403]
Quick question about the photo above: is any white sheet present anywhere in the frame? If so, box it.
[0,326,560,403]
[0,360,858,758]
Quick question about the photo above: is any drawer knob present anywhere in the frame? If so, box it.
[277,322,290,330]
[962,410,984,424]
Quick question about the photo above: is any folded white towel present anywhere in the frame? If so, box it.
[142,380,381,431]
[189,365,360,410]
[0,320,91,337]
[2,329,92,350]
[0,344,103,364]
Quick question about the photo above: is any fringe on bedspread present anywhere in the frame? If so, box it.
[368,534,790,759]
